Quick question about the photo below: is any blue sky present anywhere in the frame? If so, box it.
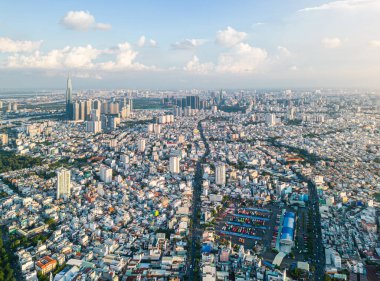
[0,0,380,89]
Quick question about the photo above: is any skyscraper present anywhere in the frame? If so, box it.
[215,162,226,186]
[56,168,71,199]
[170,156,180,173]
[72,102,80,121]
[100,165,113,183]
[129,98,133,112]
[138,138,146,152]
[265,113,276,126]
[66,74,73,120]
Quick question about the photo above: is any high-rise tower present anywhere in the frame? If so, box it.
[66,74,73,119]
[56,168,71,199]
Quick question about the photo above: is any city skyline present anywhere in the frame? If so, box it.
[1,0,380,89]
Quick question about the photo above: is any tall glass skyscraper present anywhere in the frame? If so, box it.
[66,75,72,119]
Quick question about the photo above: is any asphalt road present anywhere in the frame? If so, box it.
[298,174,326,280]
[187,119,210,281]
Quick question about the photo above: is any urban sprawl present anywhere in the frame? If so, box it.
[0,79,379,281]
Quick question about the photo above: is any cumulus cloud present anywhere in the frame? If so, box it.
[172,39,206,49]
[322,37,342,48]
[216,43,267,73]
[0,37,42,53]
[60,11,111,31]
[299,0,380,12]
[216,26,247,47]
[184,56,214,74]
[99,42,151,71]
[149,39,157,47]
[7,45,101,69]
[277,46,291,57]
[369,40,380,47]
[137,36,157,47]
[137,36,146,47]
[5,42,152,71]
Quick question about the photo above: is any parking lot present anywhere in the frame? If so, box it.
[214,200,309,269]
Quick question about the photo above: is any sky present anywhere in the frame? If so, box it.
[0,0,380,89]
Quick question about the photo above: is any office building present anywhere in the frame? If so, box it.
[66,75,73,119]
[72,102,80,121]
[0,133,9,145]
[215,162,226,186]
[100,165,113,183]
[101,100,108,114]
[86,121,102,133]
[288,107,295,120]
[90,108,101,121]
[129,98,133,112]
[153,124,161,134]
[186,95,199,109]
[138,139,146,152]
[169,156,180,173]
[265,113,276,126]
[79,101,86,121]
[85,100,92,120]
[109,101,120,115]
[56,168,71,199]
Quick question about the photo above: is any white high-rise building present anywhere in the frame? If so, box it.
[153,124,161,134]
[72,102,80,121]
[138,139,146,152]
[265,113,276,126]
[56,168,71,199]
[169,156,180,173]
[86,121,102,133]
[0,134,8,146]
[215,162,226,186]
[100,165,113,183]
[90,108,101,121]
[288,107,295,120]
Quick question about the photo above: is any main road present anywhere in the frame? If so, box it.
[187,118,210,281]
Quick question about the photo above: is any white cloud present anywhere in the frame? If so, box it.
[7,45,101,69]
[299,0,380,12]
[149,39,157,47]
[94,23,112,30]
[63,46,101,68]
[277,46,291,57]
[99,42,150,71]
[137,36,146,47]
[5,42,151,71]
[137,36,157,47]
[184,56,214,74]
[172,39,206,49]
[216,26,247,47]
[252,22,265,28]
[60,11,111,31]
[322,37,342,48]
[0,37,42,53]
[369,40,380,47]
[216,43,267,73]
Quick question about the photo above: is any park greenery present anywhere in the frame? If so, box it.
[0,229,16,281]
[0,150,43,174]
